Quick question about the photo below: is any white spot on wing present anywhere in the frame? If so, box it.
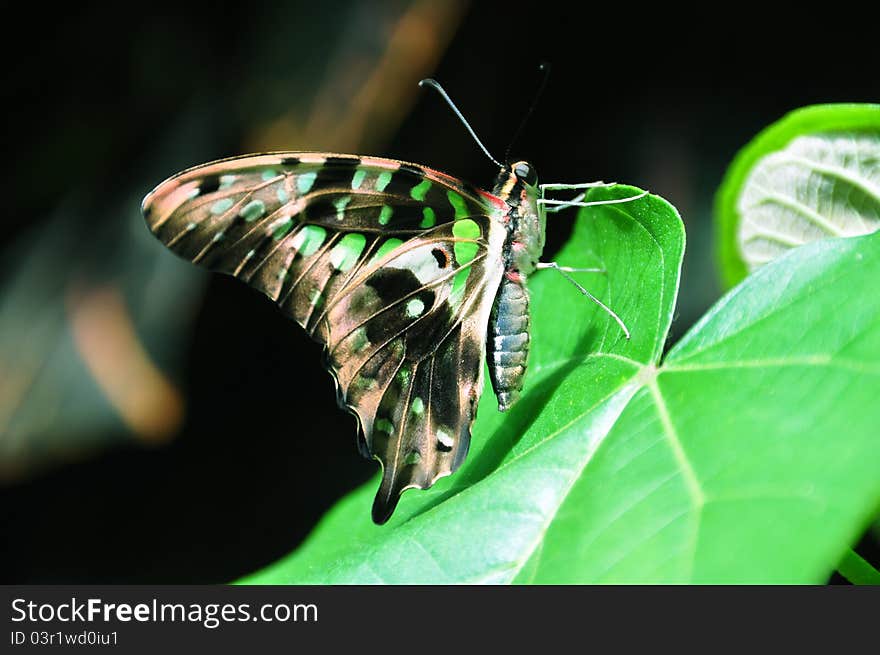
[387,248,442,284]
[437,430,454,449]
[405,298,425,318]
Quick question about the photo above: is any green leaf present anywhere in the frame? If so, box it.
[715,103,880,288]
[553,232,880,583]
[241,186,880,584]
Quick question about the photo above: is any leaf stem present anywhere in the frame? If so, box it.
[836,548,880,585]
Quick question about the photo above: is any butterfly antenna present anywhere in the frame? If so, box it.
[505,62,551,162]
[419,78,503,169]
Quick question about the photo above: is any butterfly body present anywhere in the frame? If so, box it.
[142,152,546,523]
[488,161,544,411]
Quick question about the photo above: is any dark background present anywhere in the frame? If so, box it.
[2,1,878,583]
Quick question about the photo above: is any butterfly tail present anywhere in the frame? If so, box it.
[371,452,420,525]
[370,426,471,525]
[371,480,402,525]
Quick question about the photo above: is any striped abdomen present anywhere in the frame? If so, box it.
[487,276,531,411]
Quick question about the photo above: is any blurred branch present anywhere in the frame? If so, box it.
[247,0,467,153]
[68,284,184,444]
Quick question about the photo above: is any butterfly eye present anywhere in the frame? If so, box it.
[513,161,538,186]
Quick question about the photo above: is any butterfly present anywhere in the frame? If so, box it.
[141,79,636,524]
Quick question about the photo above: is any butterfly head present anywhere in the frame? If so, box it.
[493,160,546,275]
[511,160,538,187]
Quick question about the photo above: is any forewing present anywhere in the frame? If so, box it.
[143,153,497,335]
[142,153,506,522]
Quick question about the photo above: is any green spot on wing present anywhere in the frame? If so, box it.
[376,171,393,192]
[411,397,425,416]
[421,207,436,228]
[371,238,403,264]
[210,198,234,215]
[447,191,469,219]
[351,169,367,190]
[376,418,394,434]
[379,205,394,225]
[352,376,377,392]
[219,174,236,189]
[453,218,481,265]
[292,225,327,256]
[450,268,470,307]
[277,187,290,204]
[452,218,481,240]
[261,169,278,182]
[334,195,352,220]
[454,242,479,266]
[297,172,317,194]
[404,451,421,465]
[239,199,266,222]
[351,327,369,352]
[330,233,366,271]
[410,179,432,201]
[272,218,294,240]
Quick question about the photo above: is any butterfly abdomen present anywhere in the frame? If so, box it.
[487,274,530,412]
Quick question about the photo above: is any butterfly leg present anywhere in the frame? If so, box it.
[537,262,631,340]
[540,181,618,213]
[542,193,585,213]
[540,181,617,191]
[537,263,605,273]
[537,189,649,212]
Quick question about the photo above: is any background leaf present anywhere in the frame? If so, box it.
[714,103,880,287]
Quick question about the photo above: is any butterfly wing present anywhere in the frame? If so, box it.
[143,153,507,522]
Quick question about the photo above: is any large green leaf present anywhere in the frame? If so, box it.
[530,233,880,583]
[241,185,880,584]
